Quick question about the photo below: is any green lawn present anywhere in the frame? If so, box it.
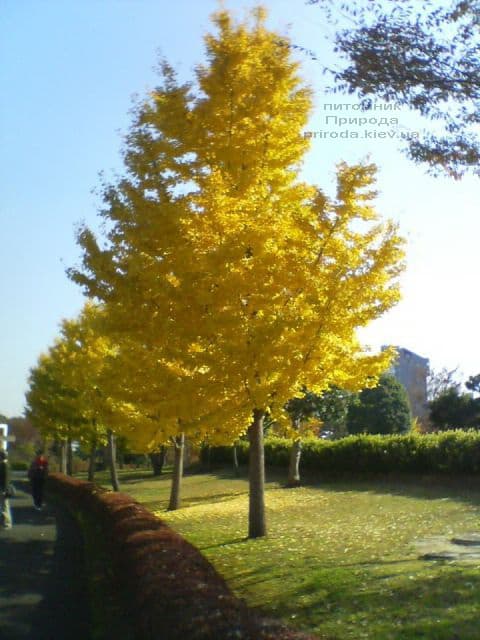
[103,469,480,639]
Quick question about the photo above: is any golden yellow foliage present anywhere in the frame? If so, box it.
[68,8,405,453]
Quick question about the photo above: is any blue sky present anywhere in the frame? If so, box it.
[1,0,479,417]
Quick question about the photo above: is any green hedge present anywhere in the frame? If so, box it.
[10,461,28,471]
[202,431,480,475]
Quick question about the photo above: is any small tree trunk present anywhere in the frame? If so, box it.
[66,438,73,476]
[150,447,167,476]
[168,434,185,511]
[248,409,267,538]
[88,441,96,482]
[233,444,240,477]
[100,446,108,471]
[107,430,120,492]
[288,438,303,487]
[204,445,211,470]
[60,440,67,474]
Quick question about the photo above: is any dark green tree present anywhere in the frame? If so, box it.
[466,374,480,394]
[315,387,352,438]
[149,447,167,476]
[429,386,480,430]
[347,374,412,435]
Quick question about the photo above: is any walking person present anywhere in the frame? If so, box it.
[28,452,49,510]
[0,450,13,529]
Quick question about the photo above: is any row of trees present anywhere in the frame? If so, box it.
[26,8,405,538]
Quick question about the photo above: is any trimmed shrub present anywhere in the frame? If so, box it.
[10,461,28,471]
[204,431,480,476]
[201,442,249,467]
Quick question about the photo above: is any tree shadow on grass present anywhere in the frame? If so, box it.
[141,490,250,514]
[299,471,480,509]
[186,490,249,505]
[256,558,480,640]
[200,536,249,550]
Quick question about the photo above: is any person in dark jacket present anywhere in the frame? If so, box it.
[28,453,49,510]
[0,450,13,528]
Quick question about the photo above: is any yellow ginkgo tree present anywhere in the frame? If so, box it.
[55,303,125,487]
[69,7,405,537]
[26,339,89,474]
[26,303,134,488]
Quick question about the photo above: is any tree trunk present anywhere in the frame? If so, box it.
[66,438,73,476]
[204,445,211,470]
[88,441,96,482]
[107,430,120,492]
[287,438,303,486]
[248,409,267,538]
[149,447,167,476]
[60,440,67,474]
[233,444,240,477]
[168,434,184,511]
[99,445,108,471]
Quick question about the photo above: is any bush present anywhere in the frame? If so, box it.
[10,461,29,471]
[200,442,249,467]
[204,431,480,476]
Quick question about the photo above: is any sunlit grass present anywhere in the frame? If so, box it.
[103,468,480,639]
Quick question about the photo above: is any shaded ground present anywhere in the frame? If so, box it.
[114,468,480,640]
[0,477,92,640]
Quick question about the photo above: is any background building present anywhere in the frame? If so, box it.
[385,346,429,424]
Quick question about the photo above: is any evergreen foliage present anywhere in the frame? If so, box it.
[347,375,412,435]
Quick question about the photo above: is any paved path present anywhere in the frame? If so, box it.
[0,478,92,640]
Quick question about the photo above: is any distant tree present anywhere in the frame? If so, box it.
[429,387,480,430]
[315,387,352,438]
[8,416,40,443]
[283,387,352,485]
[0,417,40,465]
[466,374,480,394]
[284,391,323,486]
[347,374,412,435]
[309,0,480,178]
[149,447,167,476]
[427,366,461,402]
[8,416,41,458]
